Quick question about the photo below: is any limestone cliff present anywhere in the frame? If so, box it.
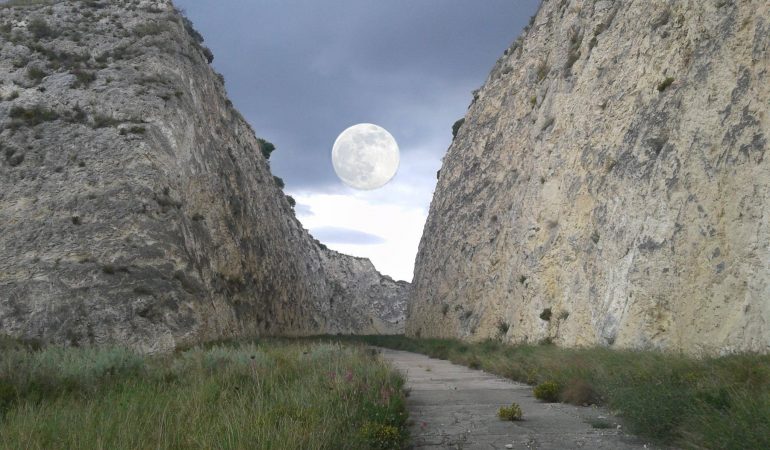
[408,0,769,354]
[0,0,406,352]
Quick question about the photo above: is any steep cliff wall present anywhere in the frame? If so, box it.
[408,0,769,354]
[0,0,406,352]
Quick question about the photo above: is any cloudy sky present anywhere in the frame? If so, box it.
[175,0,540,281]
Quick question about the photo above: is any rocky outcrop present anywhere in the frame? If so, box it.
[408,0,769,354]
[0,0,406,352]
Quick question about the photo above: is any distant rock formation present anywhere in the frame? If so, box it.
[408,0,769,354]
[0,0,406,352]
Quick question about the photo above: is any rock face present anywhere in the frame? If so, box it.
[408,0,769,354]
[0,0,406,353]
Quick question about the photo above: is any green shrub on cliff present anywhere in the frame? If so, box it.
[257,138,276,160]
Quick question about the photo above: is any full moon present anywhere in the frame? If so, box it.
[331,123,400,190]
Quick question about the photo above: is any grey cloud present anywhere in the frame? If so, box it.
[294,202,313,217]
[310,226,386,245]
[174,0,540,191]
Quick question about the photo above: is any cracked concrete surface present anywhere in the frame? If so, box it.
[378,348,655,450]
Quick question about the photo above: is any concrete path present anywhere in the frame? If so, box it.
[377,348,654,450]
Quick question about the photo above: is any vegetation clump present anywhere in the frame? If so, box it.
[26,65,47,84]
[498,402,523,421]
[8,105,59,127]
[451,118,465,138]
[657,77,675,92]
[71,68,96,88]
[533,380,561,402]
[257,138,276,160]
[28,17,57,39]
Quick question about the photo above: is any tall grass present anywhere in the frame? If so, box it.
[0,337,408,449]
[342,335,770,449]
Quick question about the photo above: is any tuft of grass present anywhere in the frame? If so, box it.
[340,335,770,449]
[0,339,408,450]
[498,402,523,421]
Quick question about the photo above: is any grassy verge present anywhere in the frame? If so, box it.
[336,335,769,449]
[0,337,408,450]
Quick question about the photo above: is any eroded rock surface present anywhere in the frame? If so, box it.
[0,0,406,352]
[408,0,769,354]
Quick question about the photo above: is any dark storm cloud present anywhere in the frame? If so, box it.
[174,0,540,191]
[310,226,386,245]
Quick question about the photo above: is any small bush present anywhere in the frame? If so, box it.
[498,403,523,421]
[257,138,275,160]
[497,321,510,335]
[534,380,560,402]
[539,308,552,321]
[92,114,121,128]
[26,65,47,84]
[657,77,675,92]
[71,69,96,88]
[28,17,56,39]
[9,105,59,127]
[65,105,87,123]
[286,195,296,208]
[119,126,146,135]
[201,46,214,64]
[273,176,285,189]
[451,118,465,138]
